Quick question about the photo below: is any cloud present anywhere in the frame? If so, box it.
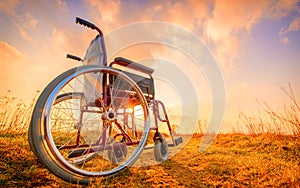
[203,1,268,71]
[0,41,31,97]
[0,1,96,100]
[86,0,210,33]
[269,0,299,19]
[0,1,69,45]
[281,37,290,45]
[1,0,299,101]
[288,16,300,32]
[0,1,37,44]
[0,0,20,18]
[0,41,58,100]
[203,0,300,71]
[0,41,27,62]
[279,13,300,44]
[87,0,121,26]
[85,0,300,72]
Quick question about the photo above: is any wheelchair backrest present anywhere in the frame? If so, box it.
[83,35,107,66]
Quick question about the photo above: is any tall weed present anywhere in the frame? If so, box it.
[239,84,300,135]
[0,90,39,134]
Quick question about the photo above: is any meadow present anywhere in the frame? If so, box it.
[0,85,299,187]
[1,133,299,187]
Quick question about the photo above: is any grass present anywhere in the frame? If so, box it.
[0,133,299,187]
[0,133,68,187]
[0,90,38,134]
[0,85,299,187]
[239,84,300,136]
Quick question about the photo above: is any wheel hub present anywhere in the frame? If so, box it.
[104,109,117,121]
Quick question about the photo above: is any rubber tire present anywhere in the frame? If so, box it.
[29,66,94,185]
[154,139,168,162]
[28,65,150,185]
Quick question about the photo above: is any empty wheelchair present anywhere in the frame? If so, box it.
[28,17,182,184]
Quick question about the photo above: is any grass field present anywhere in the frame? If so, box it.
[1,133,299,187]
[1,85,299,187]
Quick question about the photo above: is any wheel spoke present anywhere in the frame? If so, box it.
[30,66,149,180]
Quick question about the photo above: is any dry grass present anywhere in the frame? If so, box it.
[239,84,300,136]
[0,87,299,187]
[0,91,38,134]
[0,133,299,187]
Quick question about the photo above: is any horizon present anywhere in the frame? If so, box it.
[1,1,300,133]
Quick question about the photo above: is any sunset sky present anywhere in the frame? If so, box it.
[1,1,300,132]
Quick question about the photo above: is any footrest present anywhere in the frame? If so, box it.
[168,136,183,147]
[175,136,183,145]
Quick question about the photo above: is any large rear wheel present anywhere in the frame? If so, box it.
[28,65,150,184]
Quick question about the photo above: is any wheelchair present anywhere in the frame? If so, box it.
[28,17,182,184]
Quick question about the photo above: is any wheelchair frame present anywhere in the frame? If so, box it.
[69,17,182,151]
[28,17,182,185]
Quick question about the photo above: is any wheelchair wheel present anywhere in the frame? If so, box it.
[107,142,128,163]
[29,65,150,184]
[154,138,168,162]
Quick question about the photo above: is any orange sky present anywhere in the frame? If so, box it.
[1,1,300,133]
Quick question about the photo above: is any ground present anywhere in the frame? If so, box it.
[0,133,299,187]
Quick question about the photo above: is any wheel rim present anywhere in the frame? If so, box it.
[42,66,150,177]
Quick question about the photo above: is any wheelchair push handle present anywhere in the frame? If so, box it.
[76,17,103,36]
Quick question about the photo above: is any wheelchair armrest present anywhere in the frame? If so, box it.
[112,57,154,75]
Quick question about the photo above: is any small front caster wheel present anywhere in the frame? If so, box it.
[108,142,128,163]
[154,138,168,162]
